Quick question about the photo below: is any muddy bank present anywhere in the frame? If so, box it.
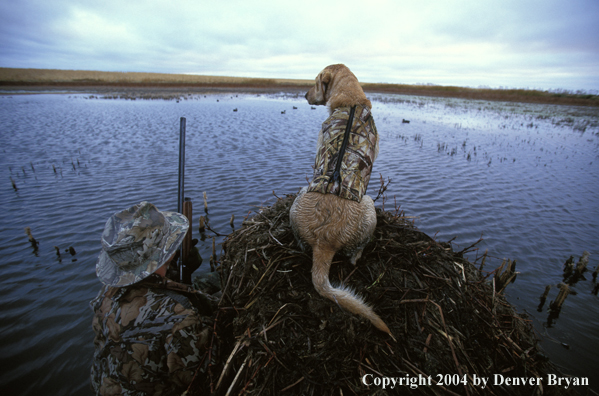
[188,193,584,396]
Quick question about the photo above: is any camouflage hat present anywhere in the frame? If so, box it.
[96,201,189,287]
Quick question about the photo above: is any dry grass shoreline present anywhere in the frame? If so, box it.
[1,67,597,107]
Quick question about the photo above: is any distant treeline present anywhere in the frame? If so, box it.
[1,67,597,106]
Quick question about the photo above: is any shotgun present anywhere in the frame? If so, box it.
[176,117,202,284]
[177,117,186,283]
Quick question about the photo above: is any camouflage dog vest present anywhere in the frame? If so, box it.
[307,105,378,202]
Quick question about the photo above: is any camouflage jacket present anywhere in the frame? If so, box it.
[307,105,379,202]
[90,274,216,396]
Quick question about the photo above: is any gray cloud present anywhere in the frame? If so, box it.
[1,0,597,90]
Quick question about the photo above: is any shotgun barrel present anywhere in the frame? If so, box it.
[178,117,186,282]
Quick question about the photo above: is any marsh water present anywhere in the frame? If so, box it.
[0,91,598,394]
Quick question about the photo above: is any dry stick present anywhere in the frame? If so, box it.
[538,285,551,311]
[259,319,285,338]
[423,333,432,354]
[258,339,289,370]
[492,278,496,312]
[239,362,264,396]
[215,339,244,392]
[453,261,466,283]
[248,255,278,296]
[204,222,227,237]
[24,227,39,249]
[540,285,551,301]
[563,255,575,278]
[550,283,570,311]
[575,251,590,277]
[218,262,236,307]
[212,237,216,263]
[203,191,208,213]
[202,309,220,394]
[399,298,467,396]
[265,255,284,282]
[267,303,289,327]
[280,376,305,392]
[373,173,391,202]
[268,229,284,246]
[432,301,468,396]
[455,236,483,256]
[224,354,250,396]
[208,238,216,272]
[343,266,359,284]
[479,248,488,271]
[503,335,524,354]
[353,359,385,377]
[493,259,507,291]
[497,269,520,295]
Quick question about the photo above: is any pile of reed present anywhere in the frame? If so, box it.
[189,193,575,396]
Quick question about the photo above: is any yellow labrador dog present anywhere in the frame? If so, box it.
[290,64,392,337]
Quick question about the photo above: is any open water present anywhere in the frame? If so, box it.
[0,91,597,394]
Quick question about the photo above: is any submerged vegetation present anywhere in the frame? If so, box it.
[1,67,597,107]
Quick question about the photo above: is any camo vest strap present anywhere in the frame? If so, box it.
[307,105,378,202]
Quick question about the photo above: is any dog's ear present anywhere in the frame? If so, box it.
[316,70,332,96]
[320,70,332,94]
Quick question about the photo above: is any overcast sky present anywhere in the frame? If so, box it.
[1,0,598,91]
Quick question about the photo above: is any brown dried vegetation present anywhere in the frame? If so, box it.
[190,193,575,396]
[2,67,597,107]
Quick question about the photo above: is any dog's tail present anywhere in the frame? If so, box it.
[312,247,393,337]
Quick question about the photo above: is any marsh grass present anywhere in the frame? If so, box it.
[362,82,599,107]
[0,67,312,89]
[1,67,598,106]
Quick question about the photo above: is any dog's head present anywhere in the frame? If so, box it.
[305,64,371,111]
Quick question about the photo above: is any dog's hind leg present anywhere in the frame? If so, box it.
[344,195,377,266]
